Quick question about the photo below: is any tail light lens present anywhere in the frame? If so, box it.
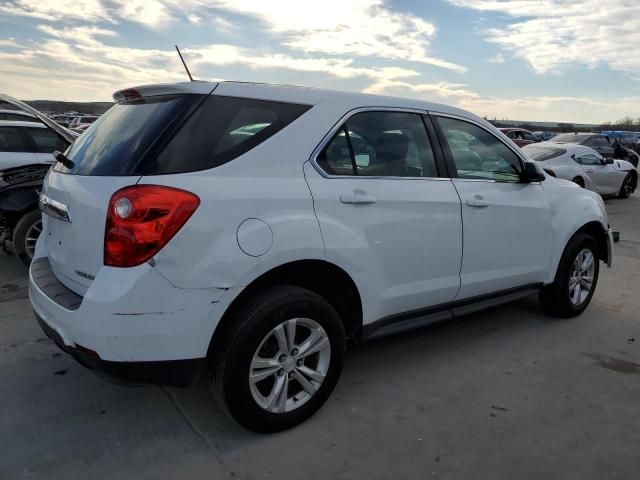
[104,185,200,267]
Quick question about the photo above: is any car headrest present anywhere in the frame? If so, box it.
[375,133,409,163]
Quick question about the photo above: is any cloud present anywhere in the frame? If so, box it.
[207,0,466,72]
[448,0,640,75]
[0,0,110,22]
[488,53,505,64]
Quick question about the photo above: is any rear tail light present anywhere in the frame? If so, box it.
[104,185,200,267]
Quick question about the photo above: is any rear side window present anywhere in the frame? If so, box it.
[317,111,438,177]
[146,96,311,175]
[25,127,68,153]
[0,126,29,152]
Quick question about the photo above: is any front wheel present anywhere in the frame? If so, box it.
[12,210,42,266]
[540,233,599,318]
[210,286,345,432]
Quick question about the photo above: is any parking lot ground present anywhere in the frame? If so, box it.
[1,197,639,480]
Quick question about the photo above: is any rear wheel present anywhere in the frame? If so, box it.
[12,210,42,266]
[540,233,599,318]
[210,286,345,432]
[572,176,585,188]
[619,172,636,199]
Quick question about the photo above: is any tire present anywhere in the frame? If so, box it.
[618,172,636,199]
[12,210,42,267]
[539,233,599,318]
[210,285,346,432]
[572,176,585,188]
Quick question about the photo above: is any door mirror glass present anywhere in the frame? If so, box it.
[522,161,546,182]
[605,157,615,164]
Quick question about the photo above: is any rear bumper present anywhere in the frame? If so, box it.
[29,254,241,364]
[36,313,205,386]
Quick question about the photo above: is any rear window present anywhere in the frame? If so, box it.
[552,133,590,143]
[144,95,311,175]
[55,95,200,176]
[523,146,566,161]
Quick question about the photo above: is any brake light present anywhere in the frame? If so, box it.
[104,185,200,267]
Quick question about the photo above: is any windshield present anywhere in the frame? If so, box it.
[55,95,200,176]
[523,145,566,161]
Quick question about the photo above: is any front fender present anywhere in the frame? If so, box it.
[542,177,609,283]
[0,185,40,215]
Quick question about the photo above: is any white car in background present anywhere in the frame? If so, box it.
[523,142,637,198]
[0,121,71,170]
[30,81,613,432]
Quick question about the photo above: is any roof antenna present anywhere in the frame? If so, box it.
[175,45,194,81]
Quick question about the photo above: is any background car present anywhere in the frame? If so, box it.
[0,163,50,264]
[68,115,99,130]
[498,127,539,147]
[533,131,557,141]
[0,121,70,170]
[0,109,40,123]
[551,132,615,158]
[0,94,77,265]
[523,142,637,197]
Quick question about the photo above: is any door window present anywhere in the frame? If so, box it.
[0,127,29,152]
[522,131,537,142]
[24,128,68,153]
[576,153,602,165]
[437,117,523,182]
[317,111,438,177]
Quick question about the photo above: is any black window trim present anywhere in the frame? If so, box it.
[430,112,530,184]
[310,106,450,180]
[21,125,69,154]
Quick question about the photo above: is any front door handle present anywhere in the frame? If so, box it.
[340,190,377,205]
[585,169,594,173]
[466,196,490,208]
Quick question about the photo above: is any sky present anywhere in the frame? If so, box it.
[0,0,638,123]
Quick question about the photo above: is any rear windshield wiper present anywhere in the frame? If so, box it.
[53,150,75,169]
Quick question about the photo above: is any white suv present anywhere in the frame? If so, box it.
[29,81,613,432]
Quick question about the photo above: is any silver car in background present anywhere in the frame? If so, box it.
[523,142,637,198]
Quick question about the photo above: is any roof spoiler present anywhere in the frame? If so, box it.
[0,93,78,143]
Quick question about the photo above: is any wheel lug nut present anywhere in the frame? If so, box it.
[277,369,284,377]
[291,348,298,356]
[297,359,303,367]
[278,354,287,363]
[288,372,295,379]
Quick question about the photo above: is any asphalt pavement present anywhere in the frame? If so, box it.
[1,196,639,480]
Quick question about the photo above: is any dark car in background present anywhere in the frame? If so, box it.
[498,127,539,147]
[552,133,615,158]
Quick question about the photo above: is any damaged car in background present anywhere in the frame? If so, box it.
[523,142,637,198]
[0,94,76,265]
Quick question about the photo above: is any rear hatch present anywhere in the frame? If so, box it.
[41,82,216,294]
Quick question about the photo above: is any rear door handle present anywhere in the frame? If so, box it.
[466,197,490,208]
[340,191,377,205]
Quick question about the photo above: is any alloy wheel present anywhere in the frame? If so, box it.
[24,219,42,260]
[249,318,331,413]
[568,248,595,306]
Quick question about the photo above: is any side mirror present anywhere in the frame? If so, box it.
[521,161,546,182]
[605,157,614,165]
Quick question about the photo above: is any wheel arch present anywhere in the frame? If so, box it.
[206,259,363,360]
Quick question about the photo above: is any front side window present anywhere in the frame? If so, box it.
[0,127,29,152]
[25,127,68,153]
[437,116,522,182]
[523,131,537,142]
[316,111,438,177]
